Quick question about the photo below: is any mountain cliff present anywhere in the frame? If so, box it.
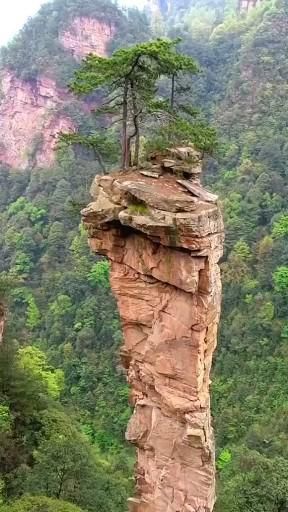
[0,71,75,169]
[0,13,113,168]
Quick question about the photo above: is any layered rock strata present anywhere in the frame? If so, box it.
[59,17,114,60]
[0,17,114,169]
[82,146,224,512]
[0,71,75,169]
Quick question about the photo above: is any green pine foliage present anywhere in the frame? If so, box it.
[68,37,211,168]
[0,496,86,512]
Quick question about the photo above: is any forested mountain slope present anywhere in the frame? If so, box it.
[190,1,288,509]
[0,1,150,510]
[0,0,288,510]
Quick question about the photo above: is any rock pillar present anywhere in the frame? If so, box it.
[82,147,224,512]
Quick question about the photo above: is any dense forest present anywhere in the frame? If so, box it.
[1,0,288,510]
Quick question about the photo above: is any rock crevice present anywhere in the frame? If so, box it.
[82,147,224,512]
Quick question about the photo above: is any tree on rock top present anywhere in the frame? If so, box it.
[61,38,216,171]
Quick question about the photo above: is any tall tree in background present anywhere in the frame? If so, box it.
[0,274,15,344]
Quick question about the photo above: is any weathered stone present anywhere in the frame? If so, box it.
[140,170,160,179]
[116,177,198,212]
[0,71,75,169]
[178,179,218,203]
[82,151,224,512]
[59,17,114,60]
[170,163,202,176]
[118,204,224,251]
[0,18,114,170]
[81,188,123,225]
[168,145,202,162]
[162,159,176,168]
[122,234,207,293]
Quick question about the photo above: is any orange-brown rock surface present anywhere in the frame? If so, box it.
[0,71,75,169]
[0,17,114,169]
[59,17,114,60]
[82,147,224,512]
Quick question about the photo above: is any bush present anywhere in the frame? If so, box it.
[0,496,85,512]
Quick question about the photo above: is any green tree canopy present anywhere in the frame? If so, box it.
[66,38,215,168]
[0,496,85,512]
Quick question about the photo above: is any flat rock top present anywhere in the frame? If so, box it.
[116,171,187,195]
[83,155,223,251]
[119,171,196,202]
[104,169,218,213]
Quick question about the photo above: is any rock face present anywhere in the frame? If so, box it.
[82,147,224,512]
[0,71,75,169]
[0,17,114,169]
[239,0,262,11]
[59,17,114,60]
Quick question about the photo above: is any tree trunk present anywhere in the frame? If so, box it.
[130,81,140,167]
[171,74,176,111]
[134,130,140,168]
[56,468,66,499]
[0,304,5,344]
[122,79,129,169]
[93,148,106,175]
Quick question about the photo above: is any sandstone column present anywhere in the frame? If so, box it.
[82,147,224,512]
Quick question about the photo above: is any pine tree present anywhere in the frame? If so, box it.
[64,38,211,169]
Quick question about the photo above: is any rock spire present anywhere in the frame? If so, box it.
[82,146,224,512]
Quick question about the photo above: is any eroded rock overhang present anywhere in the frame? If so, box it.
[82,146,224,512]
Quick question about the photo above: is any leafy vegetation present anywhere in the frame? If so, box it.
[64,38,215,169]
[0,154,133,510]
[0,0,288,510]
[0,496,86,512]
[186,0,288,509]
